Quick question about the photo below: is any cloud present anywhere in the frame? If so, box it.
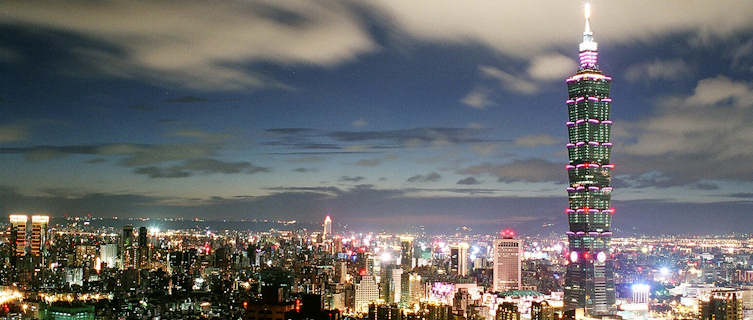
[352,119,368,127]
[165,96,208,103]
[406,172,441,183]
[340,176,365,182]
[0,47,20,63]
[0,142,220,166]
[369,1,753,58]
[457,177,481,185]
[527,54,576,80]
[470,143,497,155]
[458,159,562,183]
[689,182,719,190]
[0,124,28,143]
[624,59,692,82]
[514,133,557,147]
[355,154,397,167]
[355,158,383,167]
[85,158,107,164]
[134,166,191,179]
[731,39,753,71]
[461,86,494,109]
[619,76,753,186]
[264,127,499,153]
[479,65,537,94]
[292,167,318,173]
[4,1,753,92]
[128,104,158,111]
[171,129,231,143]
[727,192,753,198]
[1,1,375,90]
[685,76,753,107]
[134,158,270,179]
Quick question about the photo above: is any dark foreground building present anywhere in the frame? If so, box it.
[562,3,616,315]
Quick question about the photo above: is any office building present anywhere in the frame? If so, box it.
[9,215,27,258]
[323,215,332,240]
[100,244,118,269]
[493,230,521,292]
[355,274,380,313]
[563,3,616,314]
[450,243,469,276]
[121,225,134,269]
[400,236,414,271]
[30,215,49,258]
[531,301,558,320]
[700,290,743,320]
[496,302,520,320]
[137,226,149,269]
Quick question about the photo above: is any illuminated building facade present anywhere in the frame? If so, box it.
[493,229,521,293]
[138,226,149,269]
[450,243,469,276]
[700,290,743,320]
[323,215,332,240]
[355,274,379,313]
[563,3,616,314]
[9,215,27,258]
[400,236,414,271]
[30,215,49,258]
[121,225,134,269]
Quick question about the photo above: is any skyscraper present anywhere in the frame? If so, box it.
[323,215,332,240]
[30,215,49,265]
[400,236,414,271]
[121,225,135,269]
[355,274,379,313]
[100,244,119,269]
[137,226,149,269]
[493,229,521,292]
[563,3,616,314]
[700,290,743,320]
[450,243,469,276]
[9,215,27,258]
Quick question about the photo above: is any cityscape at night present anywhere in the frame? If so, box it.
[2,1,753,319]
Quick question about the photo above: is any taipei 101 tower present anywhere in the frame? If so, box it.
[563,3,616,315]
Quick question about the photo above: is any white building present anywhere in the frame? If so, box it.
[493,237,521,292]
[355,275,380,313]
[100,244,119,269]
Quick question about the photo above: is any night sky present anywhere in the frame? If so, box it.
[1,1,753,234]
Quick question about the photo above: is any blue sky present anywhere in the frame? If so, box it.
[1,1,753,234]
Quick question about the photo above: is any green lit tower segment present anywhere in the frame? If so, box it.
[563,3,616,314]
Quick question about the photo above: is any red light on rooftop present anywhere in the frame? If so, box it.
[500,228,516,239]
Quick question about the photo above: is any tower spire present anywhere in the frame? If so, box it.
[584,2,592,37]
[578,2,598,68]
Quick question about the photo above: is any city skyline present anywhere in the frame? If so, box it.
[2,1,753,234]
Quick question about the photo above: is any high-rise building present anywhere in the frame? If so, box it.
[631,284,650,304]
[355,274,380,313]
[9,215,27,258]
[493,229,521,292]
[531,301,558,320]
[496,302,520,320]
[100,244,118,269]
[137,226,149,269]
[323,215,332,240]
[563,3,616,314]
[121,225,134,269]
[700,290,743,320]
[400,236,414,271]
[408,274,423,306]
[450,243,469,276]
[30,215,49,259]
